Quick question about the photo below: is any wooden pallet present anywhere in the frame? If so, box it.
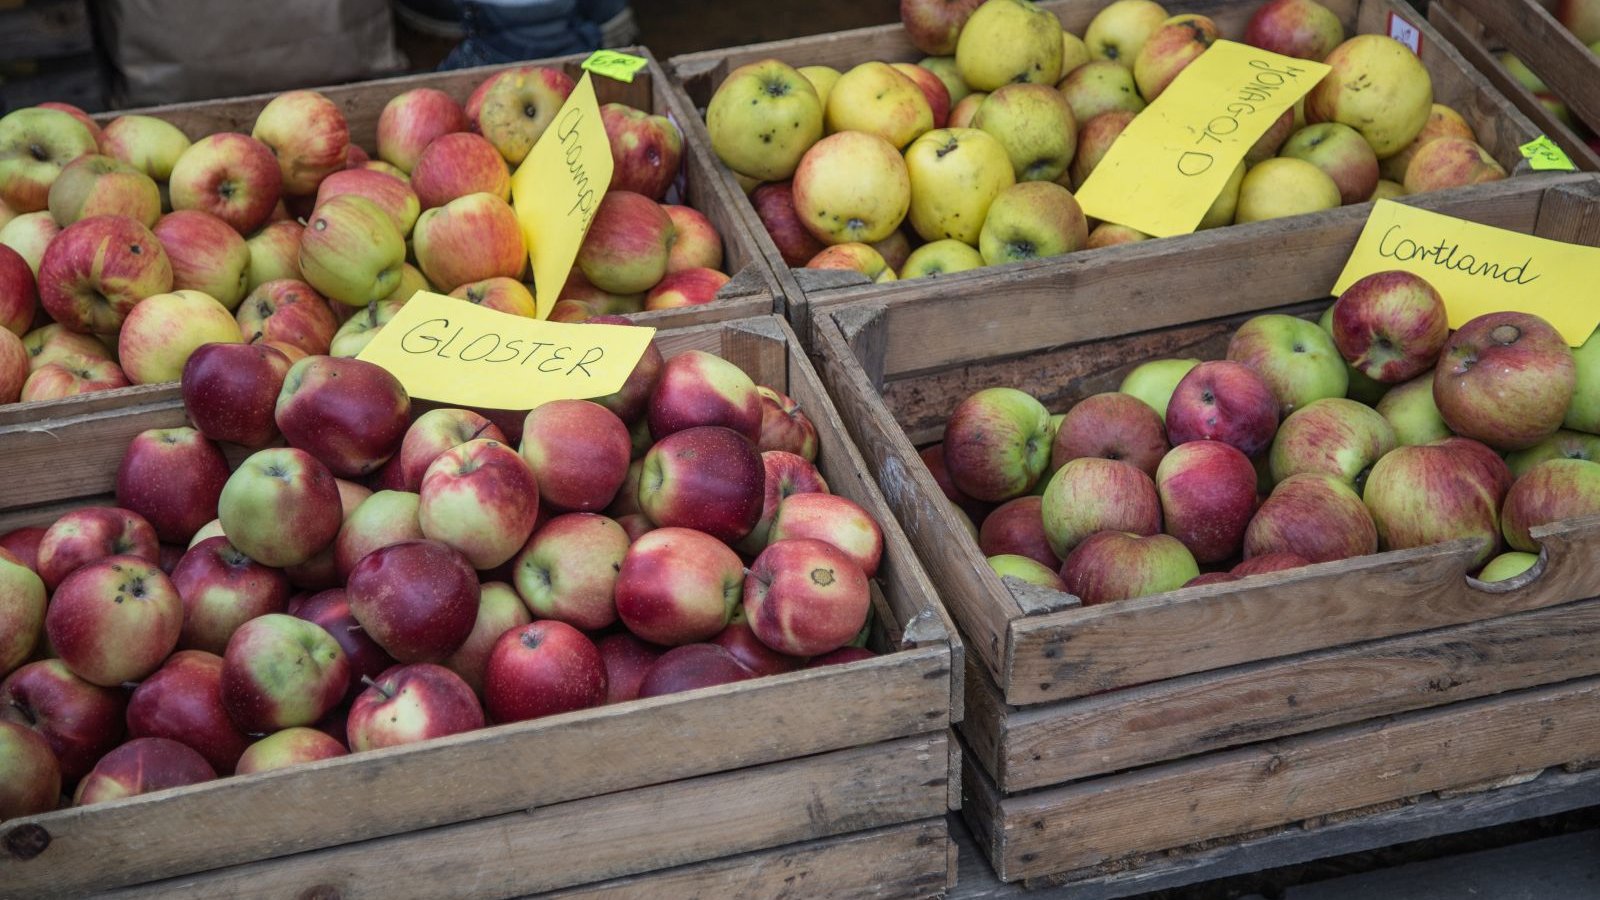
[668,0,1545,345]
[0,316,961,897]
[809,174,1600,883]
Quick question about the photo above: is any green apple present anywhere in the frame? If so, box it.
[797,65,841,109]
[1225,313,1348,416]
[978,181,1087,266]
[791,131,911,244]
[1564,324,1600,433]
[1375,373,1451,446]
[1235,158,1341,223]
[904,127,1014,245]
[988,553,1065,590]
[972,84,1078,183]
[918,56,971,105]
[1118,358,1199,419]
[1499,53,1547,93]
[706,60,825,182]
[330,299,405,358]
[1084,0,1170,68]
[1317,303,1388,405]
[1478,551,1539,583]
[1506,429,1600,477]
[955,0,1065,91]
[298,195,405,306]
[901,239,986,279]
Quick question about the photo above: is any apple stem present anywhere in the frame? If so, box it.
[360,674,391,700]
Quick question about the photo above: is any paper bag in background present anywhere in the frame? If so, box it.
[96,0,409,107]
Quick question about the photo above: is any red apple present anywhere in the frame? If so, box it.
[648,349,762,442]
[1053,391,1169,478]
[235,726,347,774]
[237,279,338,356]
[1268,397,1398,486]
[465,65,576,166]
[483,620,605,722]
[637,643,752,698]
[920,442,994,523]
[346,540,479,663]
[645,267,730,311]
[314,168,420,237]
[596,632,665,704]
[443,581,531,695]
[601,103,684,201]
[419,437,540,570]
[127,649,251,775]
[739,449,830,554]
[807,646,878,668]
[712,604,807,676]
[1500,458,1600,553]
[0,659,125,784]
[291,588,399,702]
[412,191,526,292]
[47,555,182,686]
[410,133,511,209]
[1244,473,1377,563]
[0,547,44,677]
[74,736,215,806]
[1061,531,1200,605]
[1155,440,1258,564]
[638,426,765,543]
[1231,551,1311,576]
[1330,271,1450,384]
[154,209,252,310]
[1040,457,1162,559]
[0,526,44,573]
[217,447,343,568]
[751,181,826,268]
[1245,0,1349,61]
[663,205,724,273]
[347,662,484,751]
[744,538,870,657]
[0,328,25,403]
[37,506,160,592]
[767,492,884,578]
[170,536,291,655]
[252,90,350,197]
[1363,439,1508,567]
[1433,312,1575,451]
[978,495,1059,569]
[275,355,411,479]
[755,385,819,460]
[901,0,985,55]
[38,214,173,334]
[46,154,160,228]
[0,243,37,336]
[519,399,630,512]
[893,62,953,128]
[1166,360,1280,458]
[180,342,292,448]
[943,387,1054,502]
[399,410,507,492]
[0,719,59,819]
[221,612,349,732]
[577,191,675,295]
[615,527,744,646]
[513,512,629,631]
[169,133,283,235]
[378,88,469,174]
[115,426,231,544]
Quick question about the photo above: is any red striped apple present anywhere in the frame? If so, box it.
[645,267,729,310]
[299,195,406,307]
[1245,473,1377,563]
[1363,439,1507,567]
[38,214,173,334]
[1042,457,1162,559]
[1330,271,1451,384]
[578,191,675,295]
[1166,360,1280,458]
[47,154,161,228]
[648,349,762,441]
[1269,397,1397,486]
[1434,312,1574,451]
[483,620,605,722]
[944,386,1054,502]
[153,210,251,309]
[601,103,683,201]
[0,328,24,402]
[237,279,338,356]
[751,181,825,268]
[1053,392,1169,478]
[410,132,511,209]
[314,168,420,237]
[378,88,468,174]
[245,221,303,292]
[1500,458,1600,552]
[252,90,350,197]
[663,205,723,273]
[0,243,36,336]
[99,114,191,185]
[169,133,283,235]
[1061,531,1199,605]
[412,191,526,292]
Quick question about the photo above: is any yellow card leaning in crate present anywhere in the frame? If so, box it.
[1075,40,1329,238]
[357,291,655,409]
[512,69,614,319]
[1333,200,1600,345]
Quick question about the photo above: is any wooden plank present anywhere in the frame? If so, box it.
[1533,180,1600,244]
[101,733,950,899]
[546,818,952,900]
[0,395,187,511]
[0,0,93,61]
[0,648,949,896]
[982,676,1600,881]
[1442,0,1600,138]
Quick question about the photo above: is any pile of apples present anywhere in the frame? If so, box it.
[0,64,731,406]
[0,328,886,818]
[704,0,1505,284]
[925,270,1600,603]
[1499,0,1600,153]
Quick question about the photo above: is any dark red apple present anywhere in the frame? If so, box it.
[181,342,293,448]
[1053,392,1170,477]
[291,588,398,702]
[0,659,125,784]
[712,605,807,675]
[637,643,751,698]
[74,737,215,805]
[275,355,411,478]
[596,632,666,704]
[647,349,762,442]
[483,620,606,723]
[126,649,251,775]
[345,540,479,663]
[979,496,1060,569]
[116,426,232,546]
[638,425,764,543]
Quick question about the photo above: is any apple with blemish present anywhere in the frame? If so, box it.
[39,214,173,334]
[169,133,283,234]
[378,88,469,174]
[601,103,684,201]
[299,194,407,307]
[0,107,99,213]
[314,168,421,237]
[347,663,484,751]
[1403,137,1505,194]
[220,613,348,732]
[466,65,576,166]
[793,131,911,246]
[1165,360,1280,457]
[449,276,536,317]
[74,736,215,806]
[47,555,182,686]
[706,60,825,182]
[1434,311,1574,451]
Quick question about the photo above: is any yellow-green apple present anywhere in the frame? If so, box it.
[377,88,468,174]
[1061,530,1198,604]
[126,649,250,774]
[826,60,935,150]
[449,275,536,317]
[988,553,1066,590]
[1434,312,1574,451]
[1376,372,1450,446]
[1380,104,1475,183]
[1501,458,1600,552]
[521,399,631,512]
[0,329,24,402]
[943,386,1052,501]
[410,132,511,210]
[1558,0,1600,42]
[1279,122,1379,205]
[237,279,338,355]
[0,719,58,818]
[1052,391,1169,477]
[637,643,752,697]
[767,492,883,577]
[74,736,215,806]
[346,539,479,663]
[275,355,411,478]
[181,342,292,447]
[575,190,673,294]
[98,114,192,185]
[1,659,126,786]
[1402,137,1505,194]
[639,425,765,542]
[971,85,1077,183]
[0,107,98,213]
[756,386,818,460]
[1166,360,1280,457]
[347,662,483,751]
[251,90,349,197]
[1226,313,1348,416]
[244,220,302,292]
[1084,0,1169,67]
[465,65,576,166]
[314,169,420,237]
[806,242,897,282]
[1041,456,1162,558]
[1057,61,1146,126]
[38,214,173,334]
[744,537,869,657]
[483,619,605,721]
[189,520,227,549]
[291,588,397,701]
[901,238,985,277]
[1364,437,1509,566]
[1196,159,1246,229]
[19,354,129,401]
[1566,327,1600,433]
[36,506,159,591]
[1306,35,1433,158]
[115,426,230,545]
[645,268,730,310]
[299,194,406,306]
[1479,551,1539,583]
[399,408,508,491]
[597,632,664,703]
[117,290,241,385]
[1070,110,1136,188]
[1244,472,1377,563]
[978,495,1059,568]
[892,62,953,128]
[948,91,987,128]
[1086,223,1149,248]
[412,192,526,292]
[979,181,1088,266]
[1156,439,1258,562]
[329,299,404,357]
[1270,397,1396,486]
[170,536,290,655]
[152,210,251,309]
[46,554,181,686]
[219,612,348,732]
[169,133,283,235]
[798,65,842,109]
[1134,15,1219,101]
[956,0,1064,90]
[1507,430,1600,477]
[902,0,986,55]
[712,605,805,676]
[380,262,430,305]
[1329,270,1449,384]
[513,512,629,631]
[0,547,43,676]
[0,210,59,276]
[601,103,683,201]
[792,131,911,245]
[418,438,539,570]
[647,348,762,441]
[1236,157,1342,222]
[1244,0,1345,60]
[47,154,161,228]
[663,204,723,273]
[334,489,424,578]
[443,581,531,695]
[739,449,829,554]
[218,447,343,567]
[235,726,347,774]
[706,60,825,182]
[22,322,106,370]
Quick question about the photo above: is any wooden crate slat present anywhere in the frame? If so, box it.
[1438,0,1600,138]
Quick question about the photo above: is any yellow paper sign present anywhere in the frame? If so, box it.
[1519,135,1577,172]
[512,72,614,319]
[1075,40,1331,238]
[357,292,655,410]
[1332,200,1600,346]
[582,50,649,83]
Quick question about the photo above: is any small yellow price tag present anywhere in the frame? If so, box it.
[1333,200,1600,346]
[1075,41,1331,238]
[511,72,614,319]
[1519,135,1577,172]
[357,292,655,410]
[581,49,649,83]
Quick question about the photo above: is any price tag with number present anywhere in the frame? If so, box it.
[582,50,649,83]
[1519,135,1578,172]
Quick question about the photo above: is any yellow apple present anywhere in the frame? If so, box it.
[1305,35,1432,159]
[706,59,825,181]
[978,181,1088,265]
[972,84,1078,182]
[904,127,1015,244]
[826,61,934,149]
[791,131,911,244]
[1058,60,1146,124]
[1084,0,1169,68]
[901,239,986,278]
[806,242,897,282]
[1235,158,1341,223]
[1378,103,1475,182]
[1197,160,1247,229]
[798,65,842,109]
[955,0,1065,91]
[1086,223,1149,248]
[1370,179,1407,201]
[1061,31,1091,77]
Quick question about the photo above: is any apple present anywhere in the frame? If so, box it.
[948,92,987,128]
[1280,122,1380,205]
[637,644,752,698]
[19,354,129,401]
[48,555,182,686]
[347,663,483,752]
[398,408,508,491]
[0,548,44,676]
[235,726,347,774]
[127,650,251,775]
[1363,439,1507,566]
[1402,137,1506,194]
[574,190,673,295]
[1041,456,1162,559]
[0,210,59,277]
[0,243,36,336]
[706,60,824,182]
[0,719,59,819]
[334,489,424,578]
[148,210,251,311]
[1084,0,1170,68]
[21,322,106,370]
[741,538,869,657]
[1507,430,1600,477]
[1057,62,1145,132]
[98,114,192,184]
[114,426,231,545]
[1134,15,1219,102]
[638,425,765,543]
[465,65,576,166]
[378,88,469,174]
[328,299,404,358]
[825,61,933,150]
[1376,372,1449,446]
[1235,157,1342,223]
[74,736,215,806]
[1244,108,1298,166]
[1165,360,1280,458]
[218,447,344,568]
[1380,104,1476,183]
[0,329,25,402]
[419,437,539,570]
[942,386,1053,502]
[979,180,1087,266]
[47,154,161,228]
[709,604,803,676]
[596,633,664,704]
[903,127,1014,245]
[739,449,830,554]
[1558,0,1600,42]
[1564,326,1600,434]
[441,582,530,695]
[36,506,160,591]
[891,62,953,130]
[1269,397,1397,487]
[252,90,349,197]
[245,220,303,292]
[647,348,761,441]
[767,492,884,578]
[314,169,420,239]
[0,659,125,785]
[956,0,1064,91]
[181,342,291,448]
[118,289,243,385]
[1244,473,1377,563]
[1232,551,1311,576]
[0,107,98,213]
[0,526,43,572]
[988,553,1067,590]
[169,133,283,234]
[659,205,723,275]
[483,619,605,722]
[1244,0,1345,60]
[615,526,743,646]
[299,194,406,306]
[1060,531,1198,605]
[901,0,985,55]
[1052,391,1168,478]
[1501,458,1600,552]
[291,588,398,703]
[920,56,972,106]
[1225,313,1348,416]
[969,84,1077,184]
[792,131,912,246]
[644,268,729,311]
[38,214,173,334]
[1153,440,1257,563]
[346,539,479,663]
[806,242,897,282]
[1306,35,1433,159]
[978,495,1059,569]
[410,132,511,210]
[170,535,290,655]
[1330,270,1450,384]
[516,399,629,513]
[1478,551,1539,583]
[276,355,411,479]
[750,387,816,462]
[1434,312,1574,451]
[219,612,348,732]
[237,279,338,356]
[449,276,536,317]
[899,238,983,278]
[599,103,683,202]
[1119,358,1199,419]
[511,512,627,631]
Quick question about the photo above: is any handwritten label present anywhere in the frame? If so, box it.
[511,72,614,319]
[1333,200,1600,345]
[1520,135,1577,172]
[581,49,649,83]
[1386,12,1423,55]
[357,292,655,409]
[1075,41,1331,238]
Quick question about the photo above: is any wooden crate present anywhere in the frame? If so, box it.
[809,174,1600,884]
[669,0,1544,344]
[0,316,962,898]
[1432,0,1600,172]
